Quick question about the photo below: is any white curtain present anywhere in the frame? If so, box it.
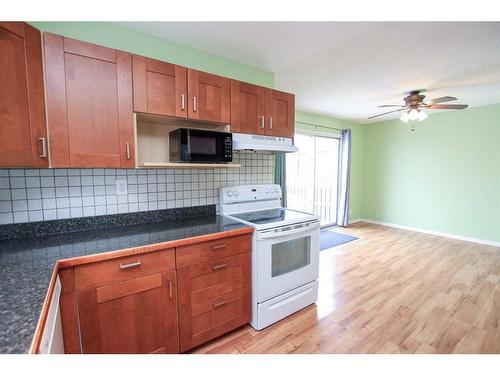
[337,129,351,226]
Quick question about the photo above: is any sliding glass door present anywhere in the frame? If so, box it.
[285,133,340,227]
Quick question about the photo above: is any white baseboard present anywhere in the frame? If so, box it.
[359,218,500,248]
[349,218,361,224]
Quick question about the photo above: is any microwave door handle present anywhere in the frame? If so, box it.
[259,222,320,239]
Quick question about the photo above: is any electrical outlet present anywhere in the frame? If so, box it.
[116,180,128,195]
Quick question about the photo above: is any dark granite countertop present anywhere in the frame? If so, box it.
[0,209,251,354]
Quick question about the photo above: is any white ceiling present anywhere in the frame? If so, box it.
[116,22,500,123]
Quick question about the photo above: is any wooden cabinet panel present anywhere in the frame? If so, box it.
[0,22,48,167]
[176,233,252,268]
[177,250,251,352]
[133,55,187,118]
[265,89,295,138]
[75,265,178,354]
[43,33,134,168]
[188,69,230,124]
[74,249,175,290]
[230,80,266,135]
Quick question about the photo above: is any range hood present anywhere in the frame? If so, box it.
[232,133,298,153]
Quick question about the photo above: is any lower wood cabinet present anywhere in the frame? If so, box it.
[59,233,253,354]
[176,235,252,352]
[74,250,179,354]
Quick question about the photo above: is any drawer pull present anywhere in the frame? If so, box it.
[211,244,227,251]
[212,263,227,271]
[213,299,228,308]
[169,280,173,299]
[119,260,141,270]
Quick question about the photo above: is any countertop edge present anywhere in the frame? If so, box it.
[28,226,254,354]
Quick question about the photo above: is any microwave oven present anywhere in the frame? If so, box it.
[169,128,232,163]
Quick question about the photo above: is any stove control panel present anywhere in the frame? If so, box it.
[220,184,282,204]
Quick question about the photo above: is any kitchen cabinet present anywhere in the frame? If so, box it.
[265,89,295,138]
[0,22,48,167]
[176,234,252,352]
[188,69,231,124]
[43,33,135,168]
[230,81,295,138]
[230,80,267,135]
[133,55,187,118]
[74,250,179,354]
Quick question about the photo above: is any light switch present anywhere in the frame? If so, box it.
[116,180,128,195]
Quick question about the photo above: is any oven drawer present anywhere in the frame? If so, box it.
[255,280,318,331]
[176,233,251,268]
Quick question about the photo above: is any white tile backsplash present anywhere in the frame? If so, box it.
[0,153,275,225]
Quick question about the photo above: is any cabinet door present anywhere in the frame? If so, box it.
[133,55,187,118]
[265,89,295,138]
[177,251,251,352]
[44,33,134,168]
[0,22,48,167]
[76,269,179,354]
[187,69,230,124]
[230,80,266,135]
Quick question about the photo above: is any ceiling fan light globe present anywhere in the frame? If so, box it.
[408,108,420,121]
[400,112,410,123]
[417,111,428,122]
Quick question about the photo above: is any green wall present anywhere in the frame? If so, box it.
[29,22,274,88]
[363,103,500,243]
[295,111,365,222]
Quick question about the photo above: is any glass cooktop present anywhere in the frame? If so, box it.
[230,208,316,226]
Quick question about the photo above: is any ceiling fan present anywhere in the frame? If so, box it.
[369,90,469,122]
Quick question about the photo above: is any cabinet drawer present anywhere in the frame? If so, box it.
[176,233,251,268]
[177,251,251,351]
[75,249,175,290]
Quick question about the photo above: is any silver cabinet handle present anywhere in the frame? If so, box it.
[38,138,47,158]
[169,280,173,299]
[213,299,228,308]
[212,263,227,270]
[211,244,226,251]
[126,143,131,160]
[181,94,185,110]
[261,116,265,129]
[269,117,273,129]
[193,96,197,112]
[119,260,141,269]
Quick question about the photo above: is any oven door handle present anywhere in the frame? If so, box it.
[258,221,320,239]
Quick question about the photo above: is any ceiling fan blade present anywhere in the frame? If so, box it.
[427,104,468,110]
[428,96,457,104]
[378,105,406,108]
[368,108,406,119]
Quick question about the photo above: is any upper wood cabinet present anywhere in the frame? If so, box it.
[43,33,135,168]
[230,80,266,135]
[188,69,231,124]
[265,89,295,138]
[132,55,187,118]
[0,22,48,168]
[230,81,295,138]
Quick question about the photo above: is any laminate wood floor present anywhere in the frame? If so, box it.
[191,222,500,354]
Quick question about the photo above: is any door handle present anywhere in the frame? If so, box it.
[269,117,273,129]
[213,299,228,308]
[38,138,47,158]
[181,94,185,110]
[212,263,227,271]
[193,96,197,112]
[169,280,173,299]
[261,116,265,129]
[211,244,226,251]
[126,143,131,160]
[119,260,141,269]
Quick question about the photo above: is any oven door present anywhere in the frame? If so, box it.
[256,220,320,303]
